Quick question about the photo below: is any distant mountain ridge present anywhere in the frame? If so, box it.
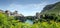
[40,2,60,15]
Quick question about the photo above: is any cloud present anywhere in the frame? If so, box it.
[0,0,45,5]
[12,0,45,4]
[7,2,47,16]
[0,0,60,16]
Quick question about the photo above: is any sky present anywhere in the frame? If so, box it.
[0,0,60,16]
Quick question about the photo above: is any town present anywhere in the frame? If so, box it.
[0,9,41,22]
[0,1,60,28]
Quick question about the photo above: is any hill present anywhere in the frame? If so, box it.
[40,2,60,15]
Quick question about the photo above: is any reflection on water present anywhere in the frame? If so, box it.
[25,19,33,25]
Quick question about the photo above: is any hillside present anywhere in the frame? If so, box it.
[40,2,60,15]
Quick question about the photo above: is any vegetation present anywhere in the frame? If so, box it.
[0,2,60,28]
[41,2,60,15]
[0,13,60,28]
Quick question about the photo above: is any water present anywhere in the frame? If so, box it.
[25,19,33,25]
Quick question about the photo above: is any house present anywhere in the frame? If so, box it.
[0,9,4,13]
[36,12,40,19]
[5,10,24,17]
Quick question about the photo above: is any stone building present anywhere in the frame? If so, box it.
[5,10,24,17]
[0,9,4,13]
[13,10,24,16]
[5,10,11,16]
[36,12,40,19]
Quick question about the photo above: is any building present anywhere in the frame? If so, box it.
[0,9,4,13]
[5,10,24,17]
[13,10,24,16]
[36,12,40,19]
[5,10,11,16]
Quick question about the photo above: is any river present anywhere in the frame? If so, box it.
[25,19,34,25]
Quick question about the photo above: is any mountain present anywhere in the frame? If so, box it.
[40,2,60,15]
